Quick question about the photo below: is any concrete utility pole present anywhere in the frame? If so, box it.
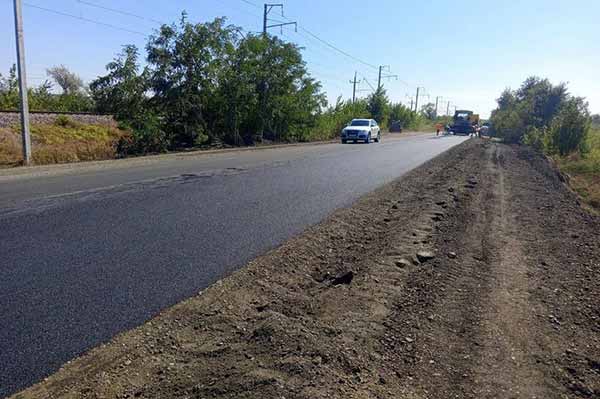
[377,65,397,91]
[435,96,443,118]
[350,72,359,103]
[446,101,451,116]
[13,0,32,165]
[263,4,296,36]
[415,87,421,113]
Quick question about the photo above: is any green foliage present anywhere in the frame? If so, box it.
[46,65,84,94]
[0,65,19,109]
[367,87,390,125]
[311,97,370,140]
[548,97,590,155]
[116,114,169,155]
[490,77,589,155]
[89,15,328,151]
[388,103,424,130]
[54,115,78,128]
[421,102,436,120]
[145,16,237,147]
[557,127,600,210]
[90,45,150,122]
[1,64,94,112]
[215,33,325,144]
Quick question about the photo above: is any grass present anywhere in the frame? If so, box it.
[0,118,128,167]
[557,127,600,210]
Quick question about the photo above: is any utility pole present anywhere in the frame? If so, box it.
[350,72,359,103]
[377,65,397,91]
[13,0,32,165]
[446,101,451,116]
[415,87,422,113]
[435,96,443,118]
[263,4,296,36]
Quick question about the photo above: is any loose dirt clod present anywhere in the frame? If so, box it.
[416,251,436,263]
[395,259,412,268]
[331,271,354,286]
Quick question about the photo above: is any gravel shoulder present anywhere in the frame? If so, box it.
[11,139,600,399]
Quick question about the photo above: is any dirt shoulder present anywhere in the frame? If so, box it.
[12,139,600,399]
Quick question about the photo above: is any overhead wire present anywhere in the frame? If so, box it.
[233,1,423,94]
[23,2,149,37]
[75,0,165,25]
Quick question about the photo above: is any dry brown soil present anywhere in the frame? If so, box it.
[12,139,600,399]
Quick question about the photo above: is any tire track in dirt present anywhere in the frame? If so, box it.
[468,144,553,397]
[390,142,562,398]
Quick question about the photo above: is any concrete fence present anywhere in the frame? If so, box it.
[0,111,116,128]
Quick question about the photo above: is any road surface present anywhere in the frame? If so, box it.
[0,134,467,397]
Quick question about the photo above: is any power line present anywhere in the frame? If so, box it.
[296,27,378,71]
[23,2,149,36]
[237,0,378,71]
[76,0,165,25]
[239,0,261,8]
[247,1,421,90]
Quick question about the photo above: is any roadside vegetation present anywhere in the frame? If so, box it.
[557,123,600,209]
[1,15,437,166]
[0,116,127,166]
[490,77,600,210]
[0,65,94,113]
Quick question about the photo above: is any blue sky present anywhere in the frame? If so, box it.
[2,0,599,118]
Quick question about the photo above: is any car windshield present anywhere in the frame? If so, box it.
[350,120,370,126]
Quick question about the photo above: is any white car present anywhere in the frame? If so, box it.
[341,119,381,144]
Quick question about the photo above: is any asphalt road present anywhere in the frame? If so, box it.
[0,134,467,397]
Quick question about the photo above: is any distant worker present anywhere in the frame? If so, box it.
[435,123,444,136]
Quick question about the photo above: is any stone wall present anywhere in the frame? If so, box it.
[0,111,116,128]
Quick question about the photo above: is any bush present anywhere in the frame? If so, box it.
[54,115,79,128]
[548,97,590,155]
[116,114,169,155]
[491,77,589,152]
[388,103,428,131]
[522,127,548,151]
[310,98,369,140]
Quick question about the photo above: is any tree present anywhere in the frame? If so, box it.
[389,102,424,130]
[46,65,84,94]
[0,65,19,109]
[548,97,590,155]
[1,64,93,112]
[90,45,167,154]
[491,76,570,144]
[367,87,389,125]
[491,77,590,154]
[90,45,149,121]
[421,102,436,120]
[146,15,238,147]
